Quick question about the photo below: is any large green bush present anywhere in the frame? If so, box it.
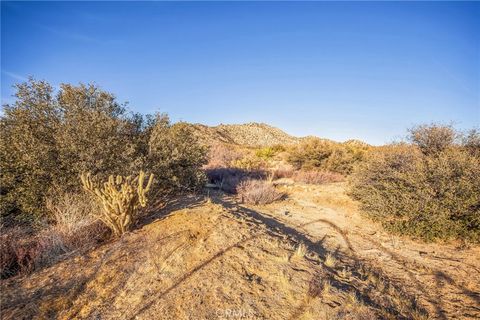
[146,115,208,192]
[0,78,207,224]
[349,125,480,242]
[286,137,369,175]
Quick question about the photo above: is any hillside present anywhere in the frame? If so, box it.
[187,122,301,147]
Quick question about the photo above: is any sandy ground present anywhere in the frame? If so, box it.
[1,182,479,319]
[256,181,480,319]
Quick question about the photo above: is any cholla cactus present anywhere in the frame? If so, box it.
[80,171,154,236]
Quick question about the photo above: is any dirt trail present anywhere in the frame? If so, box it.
[234,182,480,319]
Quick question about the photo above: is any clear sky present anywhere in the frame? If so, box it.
[1,1,479,145]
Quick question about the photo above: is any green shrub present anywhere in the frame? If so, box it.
[0,78,207,224]
[146,116,208,192]
[286,138,369,175]
[231,154,266,171]
[255,147,276,159]
[349,125,480,242]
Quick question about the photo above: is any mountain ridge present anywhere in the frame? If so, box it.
[186,122,371,148]
[186,122,301,147]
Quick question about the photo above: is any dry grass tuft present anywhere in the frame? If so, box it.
[294,243,307,259]
[321,279,332,298]
[1,193,108,279]
[293,170,344,185]
[338,267,352,279]
[237,179,285,205]
[324,253,337,268]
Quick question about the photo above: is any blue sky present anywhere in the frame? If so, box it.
[1,1,479,145]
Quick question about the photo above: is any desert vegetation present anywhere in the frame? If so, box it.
[350,124,480,242]
[237,179,285,205]
[0,78,207,277]
[80,171,154,237]
[286,137,370,175]
[1,79,479,319]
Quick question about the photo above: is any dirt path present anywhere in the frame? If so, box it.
[231,182,480,319]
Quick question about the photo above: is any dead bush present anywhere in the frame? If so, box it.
[0,193,109,279]
[45,192,109,250]
[462,128,480,157]
[206,168,265,193]
[293,170,344,184]
[1,227,34,278]
[237,179,285,205]
[0,228,70,279]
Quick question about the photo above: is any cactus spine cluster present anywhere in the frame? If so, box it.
[81,171,154,236]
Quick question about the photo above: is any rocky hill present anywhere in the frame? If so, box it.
[187,122,300,147]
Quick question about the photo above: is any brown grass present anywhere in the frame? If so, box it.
[237,179,285,205]
[204,143,244,169]
[272,165,295,179]
[0,193,109,279]
[293,170,344,185]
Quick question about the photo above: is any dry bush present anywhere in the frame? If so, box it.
[408,123,456,155]
[205,143,244,169]
[205,168,265,193]
[237,179,284,205]
[81,171,154,237]
[271,165,295,179]
[462,128,480,157]
[350,125,480,242]
[1,193,109,279]
[293,170,344,184]
[1,227,35,278]
[45,192,109,250]
[0,228,77,279]
[46,192,101,235]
